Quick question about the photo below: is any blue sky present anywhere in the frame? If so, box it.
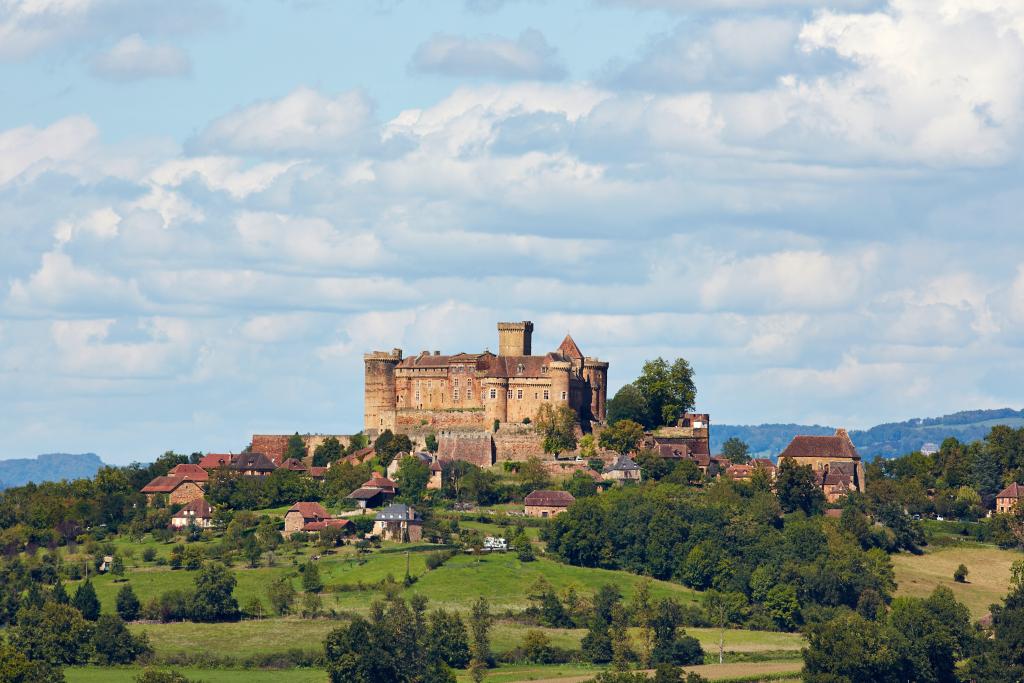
[2,0,1023,464]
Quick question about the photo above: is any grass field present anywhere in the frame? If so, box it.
[892,545,1021,618]
[67,667,328,683]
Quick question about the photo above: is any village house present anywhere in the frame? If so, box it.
[779,428,865,502]
[750,458,777,480]
[427,459,444,490]
[373,503,423,542]
[725,464,755,480]
[167,464,210,482]
[284,502,328,533]
[279,458,308,473]
[346,473,398,509]
[386,451,432,479]
[603,454,642,483]
[141,475,206,506]
[995,482,1023,514]
[170,498,214,529]
[229,452,278,477]
[524,490,575,518]
[198,453,235,470]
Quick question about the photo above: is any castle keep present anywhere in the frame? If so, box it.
[364,321,609,436]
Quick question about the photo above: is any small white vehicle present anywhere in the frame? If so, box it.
[483,536,508,551]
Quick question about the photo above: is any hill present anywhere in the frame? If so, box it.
[712,408,1024,460]
[0,452,105,488]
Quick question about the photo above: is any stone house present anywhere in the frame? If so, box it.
[603,454,642,483]
[779,428,865,499]
[373,503,423,542]
[725,464,755,480]
[279,458,309,473]
[524,490,575,518]
[427,459,444,490]
[995,482,1023,514]
[170,498,214,529]
[141,475,205,506]
[198,453,235,470]
[167,464,210,482]
[284,502,330,533]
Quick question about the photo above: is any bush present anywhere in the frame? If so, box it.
[142,547,157,563]
[954,564,969,583]
[135,669,197,683]
[117,584,141,621]
[425,550,455,570]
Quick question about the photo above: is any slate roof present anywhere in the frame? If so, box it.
[280,458,308,472]
[609,454,640,472]
[375,503,421,522]
[230,452,278,472]
[346,487,388,501]
[173,498,213,519]
[524,490,575,507]
[997,482,1023,499]
[287,502,328,521]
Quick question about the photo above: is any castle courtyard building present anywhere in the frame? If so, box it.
[364,321,608,436]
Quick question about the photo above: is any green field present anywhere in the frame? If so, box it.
[67,667,327,683]
[892,545,1021,618]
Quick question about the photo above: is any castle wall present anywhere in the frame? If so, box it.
[394,409,487,435]
[494,427,545,462]
[437,431,494,467]
[251,434,354,466]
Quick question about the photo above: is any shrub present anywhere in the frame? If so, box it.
[954,564,969,583]
[142,547,157,563]
[117,584,141,621]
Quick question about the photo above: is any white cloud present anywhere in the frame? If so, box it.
[90,34,190,81]
[191,87,376,156]
[0,116,98,185]
[601,0,878,10]
[6,251,148,315]
[411,29,566,81]
[54,207,121,244]
[234,211,382,269]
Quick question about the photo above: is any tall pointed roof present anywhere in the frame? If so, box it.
[557,334,583,360]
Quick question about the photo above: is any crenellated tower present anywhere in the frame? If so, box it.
[497,321,533,356]
[583,358,609,421]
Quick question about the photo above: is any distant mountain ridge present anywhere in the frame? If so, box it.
[0,453,105,489]
[712,408,1024,461]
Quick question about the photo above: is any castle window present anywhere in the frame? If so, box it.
[467,387,472,399]
[508,390,513,399]
[415,391,420,402]
[454,378,459,387]
[489,389,496,399]
[534,393,538,400]
[516,363,524,375]
[561,391,567,400]
[543,390,549,400]
[517,389,523,400]
[453,389,459,401]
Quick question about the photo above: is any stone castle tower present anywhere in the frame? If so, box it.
[363,321,608,436]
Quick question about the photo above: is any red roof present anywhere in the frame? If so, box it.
[168,464,209,482]
[363,474,398,491]
[997,482,1023,499]
[280,458,308,472]
[303,518,351,532]
[309,466,328,478]
[288,501,328,521]
[141,476,196,493]
[726,465,754,478]
[751,458,776,469]
[557,334,584,360]
[524,490,575,507]
[779,429,860,461]
[198,453,235,469]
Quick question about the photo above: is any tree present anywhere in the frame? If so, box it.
[425,433,439,453]
[267,576,296,616]
[428,609,471,668]
[284,432,308,461]
[583,584,621,664]
[396,456,431,502]
[518,456,551,493]
[73,579,101,621]
[302,560,323,593]
[632,357,697,427]
[313,437,343,467]
[966,560,1024,682]
[535,404,578,457]
[468,597,493,682]
[775,457,824,515]
[703,591,747,663]
[634,449,673,481]
[954,564,968,583]
[110,554,125,578]
[0,643,64,683]
[607,384,648,426]
[649,598,703,666]
[515,531,535,562]
[116,584,141,622]
[52,579,69,605]
[374,431,414,468]
[721,438,750,464]
[522,629,553,663]
[599,420,645,455]
[10,602,94,665]
[93,614,151,664]
[579,434,598,460]
[189,562,239,622]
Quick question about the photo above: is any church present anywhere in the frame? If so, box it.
[363,321,609,436]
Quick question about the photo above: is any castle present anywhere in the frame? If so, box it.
[364,321,609,437]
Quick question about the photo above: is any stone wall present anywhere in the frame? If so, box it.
[168,481,205,506]
[251,434,354,466]
[493,428,545,462]
[394,408,487,435]
[437,431,494,467]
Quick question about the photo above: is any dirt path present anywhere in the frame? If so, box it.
[516,661,803,683]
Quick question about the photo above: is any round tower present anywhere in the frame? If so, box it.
[548,359,572,408]
[497,321,533,357]
[483,377,508,428]
[583,358,609,421]
[363,349,402,434]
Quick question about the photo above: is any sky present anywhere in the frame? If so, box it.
[1,0,1024,464]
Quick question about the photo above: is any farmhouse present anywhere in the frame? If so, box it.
[524,490,575,518]
[171,498,214,529]
[229,452,278,477]
[779,428,865,501]
[346,473,398,509]
[603,454,641,483]
[284,502,329,533]
[373,503,423,542]
[995,482,1023,514]
[141,475,205,505]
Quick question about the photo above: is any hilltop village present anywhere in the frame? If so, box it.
[139,321,868,537]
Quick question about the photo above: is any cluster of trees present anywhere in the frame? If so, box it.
[868,426,1024,523]
[607,358,696,429]
[324,595,490,683]
[543,481,899,632]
